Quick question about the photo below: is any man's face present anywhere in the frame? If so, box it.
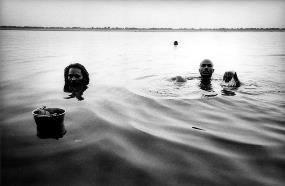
[199,60,214,78]
[68,68,83,86]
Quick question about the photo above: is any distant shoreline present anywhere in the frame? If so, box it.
[0,26,284,32]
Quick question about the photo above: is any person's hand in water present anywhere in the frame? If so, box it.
[77,96,84,101]
[64,94,75,99]
[222,71,240,87]
[64,92,84,101]
[74,92,84,101]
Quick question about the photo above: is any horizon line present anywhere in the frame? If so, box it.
[1,26,285,30]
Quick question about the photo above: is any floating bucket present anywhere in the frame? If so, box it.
[32,107,66,139]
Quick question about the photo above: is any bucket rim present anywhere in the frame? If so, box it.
[32,107,66,117]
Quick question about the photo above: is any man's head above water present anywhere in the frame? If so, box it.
[199,59,214,79]
[64,63,89,92]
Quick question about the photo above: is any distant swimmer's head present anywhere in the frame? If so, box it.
[64,63,89,92]
[199,59,214,79]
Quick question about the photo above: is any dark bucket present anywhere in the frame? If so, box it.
[32,107,66,139]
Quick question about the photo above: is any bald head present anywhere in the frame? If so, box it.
[199,59,214,79]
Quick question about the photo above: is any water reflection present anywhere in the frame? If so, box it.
[221,88,236,96]
[199,79,213,91]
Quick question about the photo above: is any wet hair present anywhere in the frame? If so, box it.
[64,63,89,92]
[232,72,241,87]
[222,71,241,87]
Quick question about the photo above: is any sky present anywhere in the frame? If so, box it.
[0,0,284,28]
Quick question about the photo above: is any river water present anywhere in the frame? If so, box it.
[1,30,285,186]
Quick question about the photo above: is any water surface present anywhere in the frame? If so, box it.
[1,30,285,186]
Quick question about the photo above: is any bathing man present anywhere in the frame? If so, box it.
[198,59,215,90]
[64,63,90,101]
[171,59,215,83]
[172,59,240,88]
[199,59,214,79]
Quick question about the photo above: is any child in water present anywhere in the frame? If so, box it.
[221,71,241,87]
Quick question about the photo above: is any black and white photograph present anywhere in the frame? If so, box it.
[1,0,285,185]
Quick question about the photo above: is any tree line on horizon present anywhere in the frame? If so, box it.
[0,26,284,31]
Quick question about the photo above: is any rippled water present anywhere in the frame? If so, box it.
[1,30,285,186]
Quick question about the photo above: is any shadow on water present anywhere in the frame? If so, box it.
[2,138,160,186]
[221,89,236,96]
